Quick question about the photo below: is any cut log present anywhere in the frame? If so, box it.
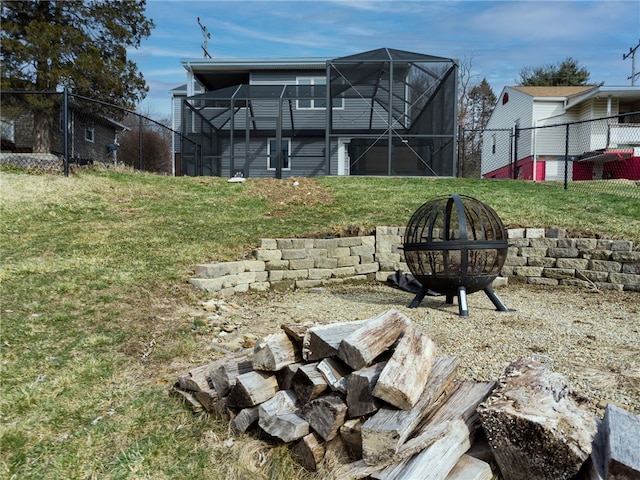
[302,319,366,361]
[252,332,301,371]
[445,454,493,480]
[258,390,309,443]
[291,432,326,471]
[226,370,279,408]
[599,403,640,480]
[210,396,233,422]
[372,326,436,410]
[301,393,349,441]
[317,357,351,394]
[276,362,302,391]
[346,361,387,418]
[280,323,313,345]
[477,357,598,480]
[193,388,220,413]
[340,418,365,460]
[335,380,494,479]
[337,309,411,370]
[177,349,252,392]
[231,406,260,434]
[360,356,459,466]
[172,385,204,413]
[292,362,329,404]
[210,358,254,396]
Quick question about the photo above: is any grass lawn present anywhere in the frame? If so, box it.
[1,168,638,479]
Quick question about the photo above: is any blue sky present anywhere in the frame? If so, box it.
[130,0,640,120]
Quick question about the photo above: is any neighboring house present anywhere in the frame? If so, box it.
[171,47,458,178]
[481,86,640,181]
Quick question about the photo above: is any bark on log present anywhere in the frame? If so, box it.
[210,358,254,396]
[231,406,260,434]
[252,332,301,371]
[292,362,329,404]
[360,356,459,466]
[346,361,387,418]
[301,393,349,441]
[226,370,279,408]
[337,309,411,370]
[302,320,366,361]
[291,432,326,472]
[477,357,597,480]
[317,357,351,394]
[258,390,309,443]
[372,326,436,410]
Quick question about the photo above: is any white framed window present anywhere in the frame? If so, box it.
[85,125,95,143]
[267,138,291,170]
[297,77,343,110]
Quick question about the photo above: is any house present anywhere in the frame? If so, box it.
[481,85,640,181]
[171,48,458,178]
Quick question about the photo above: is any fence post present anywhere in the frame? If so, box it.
[63,87,69,177]
[512,125,519,179]
[138,115,143,170]
[564,123,570,190]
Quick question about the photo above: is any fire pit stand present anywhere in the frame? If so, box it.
[403,194,515,316]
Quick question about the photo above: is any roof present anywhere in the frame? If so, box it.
[511,86,596,98]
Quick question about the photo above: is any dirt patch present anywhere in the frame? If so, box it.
[248,177,335,207]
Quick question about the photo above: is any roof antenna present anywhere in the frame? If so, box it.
[197,17,212,59]
[623,40,640,86]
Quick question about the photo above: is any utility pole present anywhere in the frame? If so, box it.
[623,40,640,86]
[197,17,212,59]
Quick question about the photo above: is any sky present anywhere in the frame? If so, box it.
[129,0,640,120]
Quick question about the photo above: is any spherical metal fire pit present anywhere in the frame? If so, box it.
[403,193,513,316]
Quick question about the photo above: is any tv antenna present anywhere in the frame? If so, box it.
[623,40,640,86]
[197,17,212,59]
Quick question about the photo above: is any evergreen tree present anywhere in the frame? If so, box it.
[1,0,154,152]
[518,57,593,86]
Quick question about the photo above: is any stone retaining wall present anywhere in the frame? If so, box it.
[190,227,640,295]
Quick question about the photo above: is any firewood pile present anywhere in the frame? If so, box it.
[173,309,640,480]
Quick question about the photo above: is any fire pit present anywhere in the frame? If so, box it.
[403,194,514,316]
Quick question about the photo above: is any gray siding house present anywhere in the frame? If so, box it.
[171,48,458,178]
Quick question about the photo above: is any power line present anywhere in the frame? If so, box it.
[623,40,640,86]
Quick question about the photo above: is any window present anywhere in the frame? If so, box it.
[297,77,343,110]
[85,125,95,143]
[267,138,291,170]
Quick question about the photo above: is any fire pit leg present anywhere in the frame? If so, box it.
[458,287,469,317]
[408,286,428,309]
[484,285,515,312]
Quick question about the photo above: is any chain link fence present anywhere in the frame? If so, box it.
[461,112,640,199]
[0,89,181,176]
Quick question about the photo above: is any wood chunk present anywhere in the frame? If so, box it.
[601,403,640,479]
[252,332,301,371]
[231,406,260,434]
[360,356,459,466]
[301,393,349,441]
[176,349,252,392]
[172,385,204,413]
[445,454,493,480]
[281,323,312,345]
[193,388,220,412]
[477,357,597,480]
[276,362,302,390]
[372,326,436,410]
[226,370,279,408]
[292,362,329,404]
[291,432,326,471]
[347,361,387,418]
[211,396,233,422]
[302,319,366,361]
[340,418,365,460]
[210,358,254,396]
[317,357,352,394]
[337,309,411,370]
[258,390,309,443]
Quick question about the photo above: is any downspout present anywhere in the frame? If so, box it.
[325,62,331,175]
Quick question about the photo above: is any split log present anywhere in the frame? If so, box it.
[340,418,365,460]
[226,370,279,408]
[258,390,309,443]
[477,357,597,480]
[210,396,233,422]
[177,349,252,392]
[172,386,204,413]
[193,388,220,413]
[276,362,302,390]
[291,432,326,471]
[231,406,260,434]
[337,309,411,370]
[301,393,349,441]
[594,403,640,480]
[317,357,351,394]
[252,332,301,371]
[281,323,313,345]
[445,454,493,480]
[302,319,366,361]
[346,361,387,418]
[210,358,254,396]
[372,326,436,410]
[292,362,329,404]
[360,356,459,466]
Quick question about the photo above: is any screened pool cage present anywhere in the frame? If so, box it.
[180,48,458,178]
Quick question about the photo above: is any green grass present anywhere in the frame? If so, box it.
[1,168,638,479]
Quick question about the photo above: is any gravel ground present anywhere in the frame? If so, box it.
[215,281,640,416]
